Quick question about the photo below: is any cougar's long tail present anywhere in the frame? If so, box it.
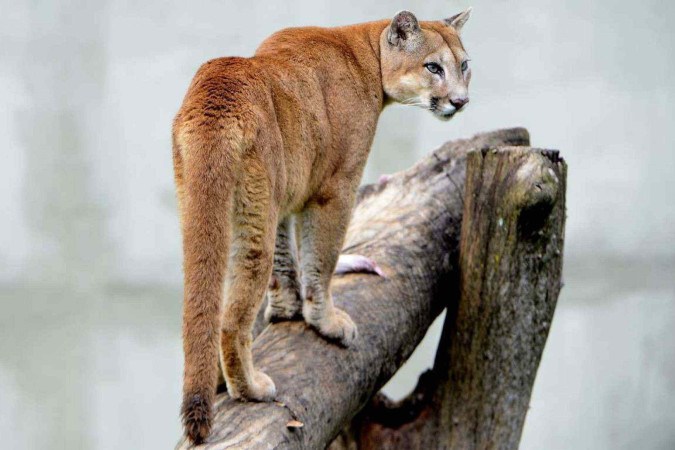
[175,132,236,444]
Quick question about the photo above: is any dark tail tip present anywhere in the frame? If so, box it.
[182,393,212,445]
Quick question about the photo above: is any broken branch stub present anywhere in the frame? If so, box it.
[441,147,566,449]
[329,147,566,450]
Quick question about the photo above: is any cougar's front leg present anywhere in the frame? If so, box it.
[300,185,358,346]
[264,217,303,322]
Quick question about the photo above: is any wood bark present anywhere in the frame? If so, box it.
[175,128,548,450]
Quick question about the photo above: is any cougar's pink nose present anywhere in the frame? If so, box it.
[450,97,469,109]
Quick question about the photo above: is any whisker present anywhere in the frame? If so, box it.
[400,98,428,106]
[400,101,429,108]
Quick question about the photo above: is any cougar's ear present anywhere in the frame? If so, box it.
[387,11,421,48]
[444,7,472,33]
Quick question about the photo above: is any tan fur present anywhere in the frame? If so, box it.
[172,9,471,444]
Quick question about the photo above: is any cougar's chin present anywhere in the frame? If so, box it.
[433,106,457,121]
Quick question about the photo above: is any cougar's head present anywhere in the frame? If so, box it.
[380,9,472,121]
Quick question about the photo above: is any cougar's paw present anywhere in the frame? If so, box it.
[265,277,303,323]
[264,300,302,323]
[228,371,276,402]
[305,306,358,347]
[250,371,277,401]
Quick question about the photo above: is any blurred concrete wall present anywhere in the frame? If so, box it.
[1,1,673,449]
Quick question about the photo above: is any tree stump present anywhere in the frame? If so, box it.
[175,128,566,450]
[330,147,566,450]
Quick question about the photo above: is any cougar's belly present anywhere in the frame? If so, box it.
[272,103,333,217]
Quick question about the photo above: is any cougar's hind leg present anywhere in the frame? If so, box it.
[300,183,358,346]
[265,216,303,322]
[220,159,277,401]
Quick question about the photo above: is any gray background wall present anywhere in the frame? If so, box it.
[1,0,673,449]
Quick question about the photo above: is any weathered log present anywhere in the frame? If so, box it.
[330,147,566,449]
[176,128,531,450]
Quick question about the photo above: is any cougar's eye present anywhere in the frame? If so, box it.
[424,63,443,76]
[461,60,469,72]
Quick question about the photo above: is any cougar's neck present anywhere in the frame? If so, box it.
[340,20,390,113]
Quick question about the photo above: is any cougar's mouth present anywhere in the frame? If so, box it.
[430,97,457,121]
